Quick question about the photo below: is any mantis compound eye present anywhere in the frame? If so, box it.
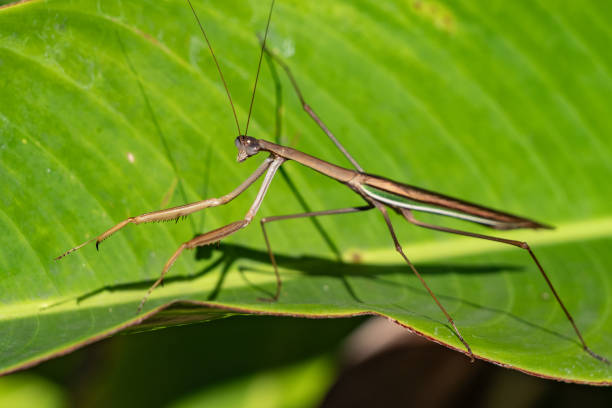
[235,135,261,162]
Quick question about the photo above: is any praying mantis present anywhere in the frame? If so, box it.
[55,0,608,364]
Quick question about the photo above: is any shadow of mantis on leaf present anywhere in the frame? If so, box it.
[64,242,582,347]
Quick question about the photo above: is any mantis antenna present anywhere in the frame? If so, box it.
[244,0,276,136]
[186,0,242,135]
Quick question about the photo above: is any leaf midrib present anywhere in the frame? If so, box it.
[0,215,609,320]
[356,215,612,264]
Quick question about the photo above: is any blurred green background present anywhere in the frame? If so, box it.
[1,315,612,407]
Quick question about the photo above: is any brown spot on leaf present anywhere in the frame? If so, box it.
[411,0,457,34]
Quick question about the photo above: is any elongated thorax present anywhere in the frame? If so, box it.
[257,139,358,183]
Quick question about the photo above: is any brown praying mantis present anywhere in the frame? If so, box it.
[56,0,608,364]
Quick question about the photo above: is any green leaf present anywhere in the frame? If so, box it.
[1,0,611,384]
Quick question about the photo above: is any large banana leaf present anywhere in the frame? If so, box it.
[1,0,611,384]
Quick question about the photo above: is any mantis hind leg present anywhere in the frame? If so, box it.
[400,208,609,364]
[373,203,475,361]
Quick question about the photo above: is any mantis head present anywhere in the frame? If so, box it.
[235,135,262,162]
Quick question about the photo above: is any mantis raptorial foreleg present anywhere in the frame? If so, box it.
[259,204,374,300]
[137,156,285,311]
[137,219,247,312]
[55,157,275,260]
[399,208,610,364]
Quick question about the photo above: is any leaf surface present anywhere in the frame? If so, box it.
[1,0,611,383]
